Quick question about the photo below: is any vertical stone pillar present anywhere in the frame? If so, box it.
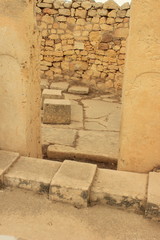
[0,0,41,157]
[119,0,160,173]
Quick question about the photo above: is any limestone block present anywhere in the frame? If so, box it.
[90,169,148,211]
[97,9,108,17]
[145,172,160,220]
[88,10,97,17]
[81,2,92,10]
[103,0,119,10]
[37,3,52,8]
[68,86,89,95]
[121,2,130,10]
[0,150,20,185]
[113,28,129,38]
[49,160,97,207]
[64,2,72,8]
[70,61,88,71]
[59,9,70,16]
[74,42,84,50]
[4,157,61,193]
[72,2,80,8]
[50,82,69,91]
[43,99,71,124]
[42,89,63,106]
[75,9,87,18]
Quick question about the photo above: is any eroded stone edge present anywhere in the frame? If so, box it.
[0,152,20,188]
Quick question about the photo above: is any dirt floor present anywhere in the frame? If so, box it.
[0,188,160,240]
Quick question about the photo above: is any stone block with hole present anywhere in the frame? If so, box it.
[90,169,148,212]
[145,172,160,220]
[43,99,71,124]
[0,150,20,186]
[49,160,97,208]
[42,89,63,108]
[4,157,61,193]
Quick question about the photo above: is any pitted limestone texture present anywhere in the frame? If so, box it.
[90,169,148,212]
[43,99,71,124]
[49,160,97,208]
[4,156,61,193]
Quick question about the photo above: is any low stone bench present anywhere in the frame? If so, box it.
[43,99,71,124]
[42,89,63,108]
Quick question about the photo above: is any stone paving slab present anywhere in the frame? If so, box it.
[82,99,121,132]
[50,82,69,92]
[77,130,119,160]
[4,156,61,193]
[90,169,148,212]
[0,150,20,185]
[68,86,89,95]
[42,89,63,106]
[145,172,160,220]
[49,160,97,208]
[47,144,117,164]
[41,125,77,146]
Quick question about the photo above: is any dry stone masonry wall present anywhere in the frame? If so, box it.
[36,0,130,92]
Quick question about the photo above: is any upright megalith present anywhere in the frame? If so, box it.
[0,0,41,157]
[119,0,160,173]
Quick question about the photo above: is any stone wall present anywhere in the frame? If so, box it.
[36,0,130,92]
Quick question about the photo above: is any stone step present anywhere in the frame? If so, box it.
[4,156,61,193]
[47,144,117,166]
[43,99,71,124]
[49,160,97,208]
[68,86,89,95]
[90,168,148,212]
[42,89,64,108]
[0,150,20,186]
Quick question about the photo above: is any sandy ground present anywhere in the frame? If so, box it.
[0,188,159,240]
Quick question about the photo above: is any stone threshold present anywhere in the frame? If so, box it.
[0,150,160,221]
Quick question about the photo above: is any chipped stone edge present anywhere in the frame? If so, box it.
[0,152,20,188]
[1,150,160,221]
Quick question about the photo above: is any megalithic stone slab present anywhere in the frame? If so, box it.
[145,172,160,220]
[42,89,64,107]
[49,160,97,208]
[0,150,20,186]
[90,169,148,212]
[43,99,71,124]
[4,157,61,193]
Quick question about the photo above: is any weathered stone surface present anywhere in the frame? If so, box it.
[50,82,69,92]
[113,28,129,39]
[0,151,19,185]
[70,61,88,71]
[0,0,41,157]
[47,144,117,164]
[74,41,84,50]
[42,125,77,146]
[43,99,71,124]
[77,130,119,160]
[4,157,61,192]
[82,99,121,132]
[119,0,160,172]
[90,169,148,211]
[68,86,89,95]
[49,160,97,207]
[42,89,63,107]
[145,172,160,220]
